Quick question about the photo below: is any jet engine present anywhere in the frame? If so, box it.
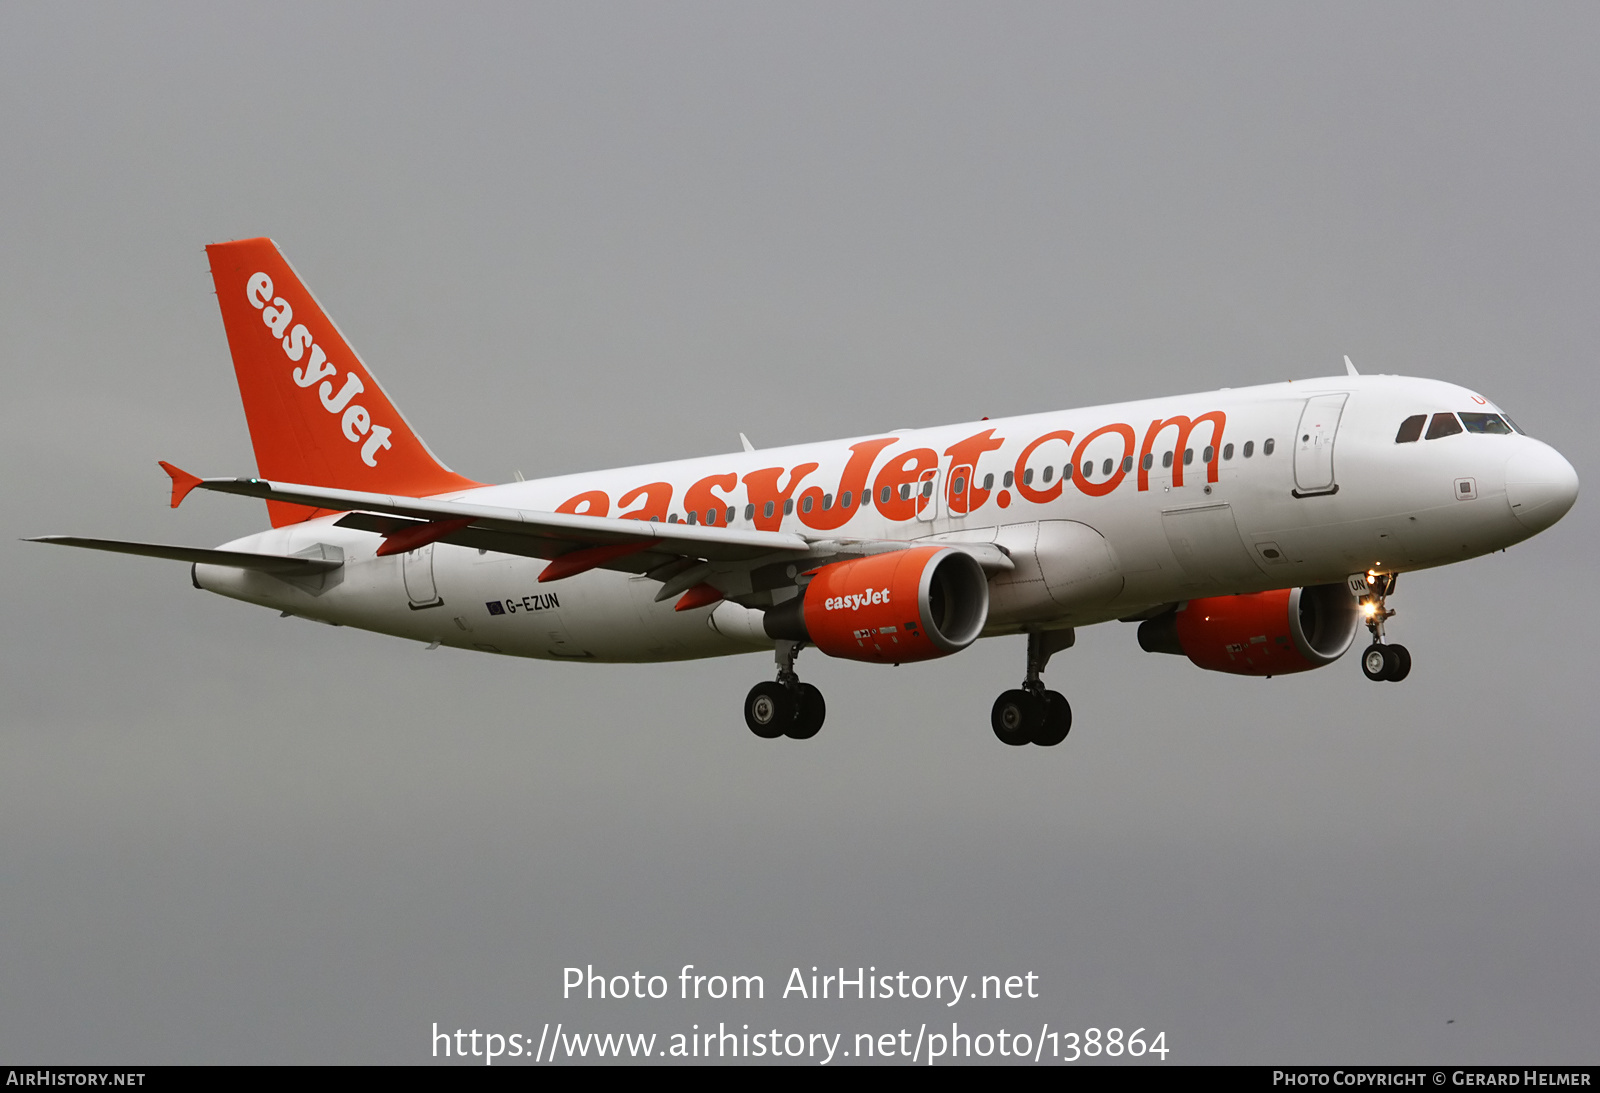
[1137,584,1360,675]
[764,546,989,664]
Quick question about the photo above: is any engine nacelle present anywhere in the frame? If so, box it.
[1137,584,1360,676]
[764,546,989,663]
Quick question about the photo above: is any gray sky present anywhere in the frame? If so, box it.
[3,2,1595,1064]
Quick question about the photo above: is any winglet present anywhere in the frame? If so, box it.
[1344,354,1359,377]
[158,461,204,509]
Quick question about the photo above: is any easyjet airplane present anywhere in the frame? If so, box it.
[32,238,1580,745]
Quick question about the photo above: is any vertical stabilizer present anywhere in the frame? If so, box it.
[206,238,478,526]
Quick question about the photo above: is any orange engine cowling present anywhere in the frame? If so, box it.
[1137,585,1360,675]
[764,546,989,663]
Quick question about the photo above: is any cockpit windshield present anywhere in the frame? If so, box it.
[1460,412,1514,435]
[1397,411,1524,443]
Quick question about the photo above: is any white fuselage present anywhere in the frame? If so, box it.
[194,374,1574,663]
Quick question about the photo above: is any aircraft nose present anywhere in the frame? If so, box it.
[1505,442,1579,533]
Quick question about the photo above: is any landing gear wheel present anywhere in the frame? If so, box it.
[992,689,1040,747]
[745,681,793,738]
[1361,645,1390,682]
[1383,644,1412,682]
[1032,690,1072,747]
[788,682,826,739]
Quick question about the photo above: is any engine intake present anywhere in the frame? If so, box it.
[764,546,989,663]
[1137,584,1360,675]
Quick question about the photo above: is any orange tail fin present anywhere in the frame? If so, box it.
[206,238,478,526]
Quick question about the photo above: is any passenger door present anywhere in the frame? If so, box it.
[1293,394,1348,496]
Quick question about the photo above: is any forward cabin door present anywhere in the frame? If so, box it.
[1293,394,1348,496]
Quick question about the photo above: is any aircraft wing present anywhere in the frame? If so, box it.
[161,466,1012,604]
[168,468,811,575]
[26,535,343,574]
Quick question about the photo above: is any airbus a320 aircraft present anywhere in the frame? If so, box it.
[33,238,1579,745]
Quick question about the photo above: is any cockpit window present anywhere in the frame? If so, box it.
[1394,415,1426,443]
[1460,412,1514,435]
[1425,413,1463,440]
[1502,415,1526,435]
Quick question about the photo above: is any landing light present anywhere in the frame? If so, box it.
[1361,602,1378,617]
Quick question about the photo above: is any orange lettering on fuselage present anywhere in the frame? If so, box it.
[943,429,1006,514]
[1137,411,1226,491]
[871,448,938,522]
[573,407,1227,530]
[742,464,819,531]
[1072,422,1137,498]
[1013,430,1076,504]
[556,489,610,517]
[798,438,898,531]
[618,481,672,522]
[684,472,738,526]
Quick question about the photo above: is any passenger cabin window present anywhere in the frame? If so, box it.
[1061,463,1073,480]
[1426,413,1463,440]
[1263,438,1276,455]
[1243,441,1254,458]
[1101,458,1113,475]
[1041,466,1053,483]
[1002,471,1014,488]
[1121,455,1133,473]
[1023,468,1034,486]
[981,474,993,491]
[1223,443,1234,460]
[1395,415,1426,443]
[840,491,852,509]
[1081,460,1093,479]
[1162,451,1174,468]
[745,504,755,520]
[1460,412,1514,435]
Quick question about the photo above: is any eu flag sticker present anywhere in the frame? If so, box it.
[485,601,505,616]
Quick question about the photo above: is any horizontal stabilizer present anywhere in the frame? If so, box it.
[26,536,343,574]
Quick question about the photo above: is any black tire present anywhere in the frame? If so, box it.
[745,681,793,738]
[1361,644,1389,682]
[991,689,1040,746]
[1384,644,1412,682]
[1032,690,1072,746]
[788,683,826,739]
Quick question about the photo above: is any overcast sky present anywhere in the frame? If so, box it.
[2,2,1595,1064]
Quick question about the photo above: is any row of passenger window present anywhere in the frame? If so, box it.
[656,435,1284,524]
[1002,437,1276,490]
[1395,412,1520,443]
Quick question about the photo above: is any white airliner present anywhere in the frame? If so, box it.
[32,238,1580,745]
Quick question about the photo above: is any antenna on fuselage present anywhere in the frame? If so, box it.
[1344,355,1360,377]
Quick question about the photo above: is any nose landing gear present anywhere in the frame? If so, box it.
[744,640,826,739]
[1355,572,1412,682]
[991,630,1074,747]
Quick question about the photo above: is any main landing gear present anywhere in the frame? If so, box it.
[991,630,1074,747]
[744,640,826,740]
[1355,572,1412,683]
